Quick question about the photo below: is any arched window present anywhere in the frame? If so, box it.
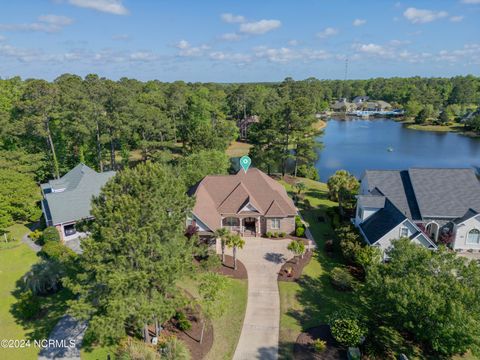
[467,229,480,244]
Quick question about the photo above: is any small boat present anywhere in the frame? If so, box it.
[387,146,394,152]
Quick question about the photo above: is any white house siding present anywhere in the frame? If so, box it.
[355,207,380,226]
[372,220,417,251]
[453,215,480,251]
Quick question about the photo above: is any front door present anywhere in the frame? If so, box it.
[243,217,256,235]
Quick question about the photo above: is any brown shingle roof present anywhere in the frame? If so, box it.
[191,168,297,231]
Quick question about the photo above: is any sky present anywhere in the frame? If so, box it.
[0,0,479,82]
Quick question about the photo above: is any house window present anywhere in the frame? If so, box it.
[223,217,239,227]
[467,229,480,244]
[400,227,409,238]
[64,224,76,237]
[358,208,364,220]
[271,218,281,229]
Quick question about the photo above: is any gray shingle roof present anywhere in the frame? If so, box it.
[357,195,386,209]
[363,168,480,220]
[454,208,479,224]
[408,168,480,218]
[359,198,407,244]
[42,164,115,225]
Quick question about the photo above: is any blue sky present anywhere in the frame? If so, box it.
[0,0,479,82]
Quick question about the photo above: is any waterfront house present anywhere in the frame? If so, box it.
[188,168,297,238]
[332,98,356,112]
[41,164,115,241]
[354,168,480,252]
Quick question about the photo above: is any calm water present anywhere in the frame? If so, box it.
[315,118,480,182]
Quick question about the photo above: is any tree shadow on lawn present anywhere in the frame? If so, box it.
[10,271,74,343]
[304,189,330,202]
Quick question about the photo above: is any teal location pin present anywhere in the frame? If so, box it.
[240,155,251,173]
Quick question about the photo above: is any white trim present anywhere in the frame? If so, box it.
[466,228,480,245]
[239,202,259,213]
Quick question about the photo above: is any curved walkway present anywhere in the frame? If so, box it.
[232,237,291,360]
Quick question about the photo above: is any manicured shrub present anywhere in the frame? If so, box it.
[16,290,42,320]
[279,232,286,238]
[159,335,191,360]
[313,339,327,352]
[265,232,272,238]
[41,241,76,262]
[42,226,60,243]
[273,232,279,238]
[330,267,355,291]
[29,229,43,243]
[329,316,365,347]
[200,252,221,271]
[295,226,305,237]
[174,311,192,331]
[295,215,303,227]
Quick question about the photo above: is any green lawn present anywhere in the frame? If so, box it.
[278,178,364,359]
[0,224,73,360]
[180,276,248,360]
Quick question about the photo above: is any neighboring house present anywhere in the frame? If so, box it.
[354,168,480,252]
[352,95,369,104]
[41,164,115,241]
[332,98,356,112]
[359,100,392,111]
[237,115,260,140]
[188,168,297,237]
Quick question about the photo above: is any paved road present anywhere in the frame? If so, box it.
[232,237,292,360]
[38,315,87,360]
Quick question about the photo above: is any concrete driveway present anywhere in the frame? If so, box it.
[231,237,292,360]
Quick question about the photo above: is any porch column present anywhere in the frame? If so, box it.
[257,216,260,236]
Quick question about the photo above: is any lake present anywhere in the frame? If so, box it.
[315,118,480,182]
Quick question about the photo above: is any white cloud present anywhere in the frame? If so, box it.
[352,19,367,26]
[219,32,242,41]
[0,14,74,33]
[175,40,209,57]
[450,15,464,22]
[353,43,393,57]
[254,46,330,63]
[403,7,448,24]
[389,39,411,46]
[209,51,251,63]
[316,27,339,39]
[461,0,480,4]
[67,0,128,15]
[239,19,281,35]
[129,51,158,62]
[288,39,299,46]
[220,13,246,24]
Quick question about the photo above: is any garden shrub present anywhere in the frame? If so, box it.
[295,226,305,237]
[159,336,191,360]
[42,226,60,243]
[335,224,363,262]
[273,232,279,238]
[297,164,319,181]
[265,232,272,238]
[42,241,76,262]
[200,252,221,271]
[329,315,365,347]
[295,215,303,227]
[313,339,327,352]
[364,325,404,359]
[355,246,381,271]
[279,232,286,238]
[330,267,355,291]
[174,311,192,331]
[29,229,43,243]
[16,290,42,320]
[117,337,160,360]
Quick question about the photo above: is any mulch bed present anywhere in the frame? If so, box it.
[161,305,214,360]
[294,325,347,360]
[215,255,248,279]
[278,250,313,281]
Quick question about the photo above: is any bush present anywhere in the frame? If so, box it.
[23,259,64,295]
[364,325,404,359]
[200,252,221,271]
[313,339,327,352]
[174,311,192,331]
[330,267,355,291]
[29,229,43,243]
[265,232,272,238]
[159,336,191,360]
[355,246,381,271]
[279,232,286,238]
[16,290,42,320]
[295,226,305,237]
[297,164,319,181]
[335,224,363,262]
[295,215,303,227]
[117,338,160,360]
[303,198,312,209]
[329,316,365,347]
[42,226,60,243]
[42,241,76,262]
[273,232,279,238]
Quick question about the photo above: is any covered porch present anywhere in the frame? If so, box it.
[222,216,262,237]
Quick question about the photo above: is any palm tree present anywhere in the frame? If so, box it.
[287,240,305,262]
[214,228,230,264]
[225,234,245,270]
[293,181,306,195]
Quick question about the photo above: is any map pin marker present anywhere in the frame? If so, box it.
[240,155,251,173]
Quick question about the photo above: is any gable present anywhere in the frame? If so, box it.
[239,202,259,213]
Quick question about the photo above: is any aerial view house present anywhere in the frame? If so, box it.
[41,164,116,241]
[188,168,297,237]
[237,115,260,140]
[354,168,480,252]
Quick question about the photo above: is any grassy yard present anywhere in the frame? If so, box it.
[0,224,72,360]
[226,141,252,158]
[278,178,365,359]
[179,276,248,360]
